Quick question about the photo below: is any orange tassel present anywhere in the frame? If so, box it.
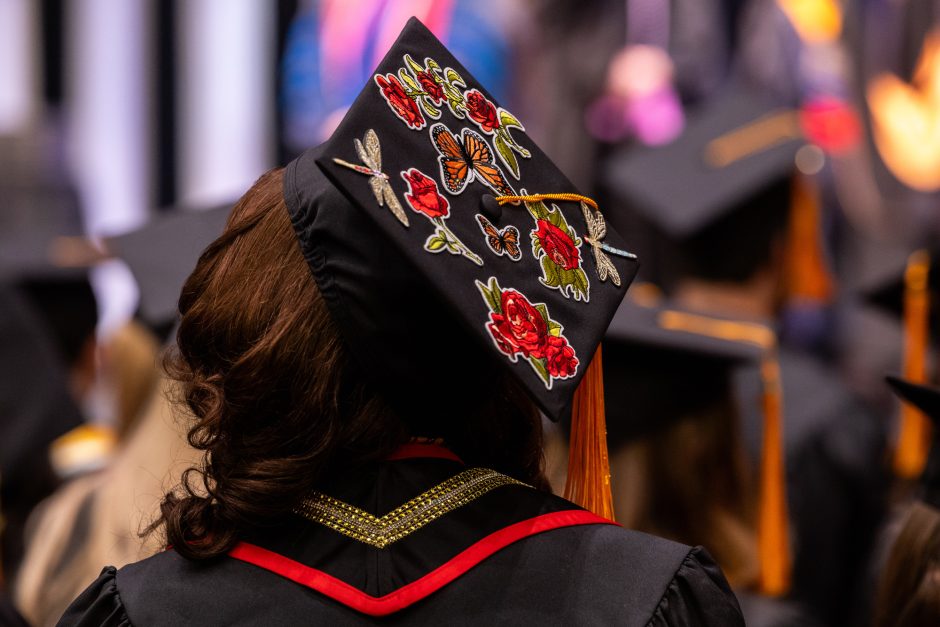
[785,174,835,304]
[657,310,791,595]
[757,357,791,596]
[894,249,933,478]
[564,345,615,521]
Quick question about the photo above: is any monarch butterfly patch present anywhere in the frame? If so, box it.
[476,214,522,261]
[429,123,514,197]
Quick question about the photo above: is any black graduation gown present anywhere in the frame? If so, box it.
[0,285,84,581]
[59,453,744,626]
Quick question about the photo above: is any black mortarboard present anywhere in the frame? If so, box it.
[604,84,803,240]
[0,182,99,366]
[603,85,807,285]
[286,18,638,423]
[0,178,85,281]
[285,18,639,518]
[886,376,940,508]
[106,204,232,335]
[603,299,762,443]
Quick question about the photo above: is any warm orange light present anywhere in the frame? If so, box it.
[868,30,940,192]
[777,0,842,43]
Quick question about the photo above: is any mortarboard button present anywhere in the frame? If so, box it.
[479,194,503,222]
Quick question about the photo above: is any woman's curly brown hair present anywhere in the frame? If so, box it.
[152,168,546,560]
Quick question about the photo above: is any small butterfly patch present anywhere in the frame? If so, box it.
[476,214,521,261]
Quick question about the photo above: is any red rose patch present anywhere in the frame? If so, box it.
[375,73,425,130]
[477,277,578,389]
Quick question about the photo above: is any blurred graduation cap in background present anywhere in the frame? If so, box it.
[105,204,232,339]
[867,247,940,479]
[603,298,763,442]
[886,376,940,509]
[603,83,832,302]
[605,84,803,241]
[0,172,99,373]
[0,174,86,279]
[602,296,790,596]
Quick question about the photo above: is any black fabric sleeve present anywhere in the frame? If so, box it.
[647,546,745,627]
[56,567,132,627]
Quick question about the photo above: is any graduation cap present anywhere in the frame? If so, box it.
[0,188,100,368]
[886,376,940,508]
[603,299,763,442]
[605,84,802,239]
[604,83,832,298]
[286,18,640,518]
[603,297,791,596]
[105,204,232,338]
[0,178,86,280]
[866,248,940,478]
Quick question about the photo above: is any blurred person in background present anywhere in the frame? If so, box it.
[0,286,83,590]
[603,298,822,626]
[14,206,229,626]
[604,85,889,626]
[15,376,198,627]
[514,0,740,193]
[0,131,93,586]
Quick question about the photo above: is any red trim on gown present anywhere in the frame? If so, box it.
[228,510,615,616]
[384,443,463,463]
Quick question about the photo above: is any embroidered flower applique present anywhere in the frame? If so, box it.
[476,277,579,388]
[401,167,482,265]
[518,193,590,302]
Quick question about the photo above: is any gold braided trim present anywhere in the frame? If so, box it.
[296,468,527,549]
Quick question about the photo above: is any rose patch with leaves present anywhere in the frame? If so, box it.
[401,168,482,266]
[476,277,579,388]
[519,195,590,302]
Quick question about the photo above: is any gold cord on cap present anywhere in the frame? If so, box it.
[495,193,599,211]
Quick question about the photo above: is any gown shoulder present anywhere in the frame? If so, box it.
[638,539,746,626]
[56,567,131,627]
